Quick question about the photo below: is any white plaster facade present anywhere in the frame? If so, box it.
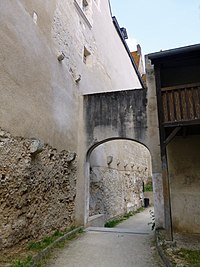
[0,0,142,153]
[0,0,149,230]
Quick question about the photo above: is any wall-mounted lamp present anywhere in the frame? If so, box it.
[57,52,65,61]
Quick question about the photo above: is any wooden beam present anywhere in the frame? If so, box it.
[163,119,200,127]
[155,66,165,145]
[161,82,200,92]
[164,127,181,146]
[155,66,173,241]
[162,154,173,241]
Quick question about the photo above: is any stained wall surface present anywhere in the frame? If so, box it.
[167,135,200,234]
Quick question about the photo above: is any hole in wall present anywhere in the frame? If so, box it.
[83,46,91,64]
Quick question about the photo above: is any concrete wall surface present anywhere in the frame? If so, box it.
[167,135,200,234]
[89,140,151,220]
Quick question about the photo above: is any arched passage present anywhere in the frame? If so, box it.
[75,88,164,228]
[85,138,153,226]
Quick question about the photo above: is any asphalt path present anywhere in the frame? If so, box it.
[46,207,164,267]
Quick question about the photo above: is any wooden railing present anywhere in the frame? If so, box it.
[161,83,200,124]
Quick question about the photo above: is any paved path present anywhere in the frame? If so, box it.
[46,208,164,267]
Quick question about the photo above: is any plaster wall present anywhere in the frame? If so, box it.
[89,140,151,220]
[0,0,141,153]
[90,140,151,174]
[0,0,78,151]
[0,0,145,239]
[145,56,164,228]
[167,135,200,234]
[53,0,142,95]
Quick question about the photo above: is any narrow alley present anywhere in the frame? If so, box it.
[46,208,164,267]
[1,2,199,266]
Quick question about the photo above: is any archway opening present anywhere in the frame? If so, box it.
[87,138,153,225]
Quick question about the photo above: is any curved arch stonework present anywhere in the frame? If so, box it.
[75,87,164,228]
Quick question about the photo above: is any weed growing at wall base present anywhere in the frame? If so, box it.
[104,207,144,228]
[27,230,64,251]
[11,256,32,267]
[144,180,153,192]
[168,248,200,266]
[6,226,80,267]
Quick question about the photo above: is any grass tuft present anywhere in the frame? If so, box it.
[104,207,144,228]
[1,226,82,267]
[27,230,65,251]
[178,248,200,265]
[11,256,32,267]
[144,181,153,192]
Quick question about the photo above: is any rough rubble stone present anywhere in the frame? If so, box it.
[0,128,77,249]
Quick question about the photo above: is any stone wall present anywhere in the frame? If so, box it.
[0,129,77,249]
[89,140,151,220]
[89,167,145,220]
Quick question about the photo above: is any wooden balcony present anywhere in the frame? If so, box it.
[161,83,200,127]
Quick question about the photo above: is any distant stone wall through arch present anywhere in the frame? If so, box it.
[88,139,152,222]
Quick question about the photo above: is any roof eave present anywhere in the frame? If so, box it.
[148,43,200,63]
[112,16,145,89]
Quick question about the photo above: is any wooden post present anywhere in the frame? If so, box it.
[154,66,173,241]
[161,153,173,240]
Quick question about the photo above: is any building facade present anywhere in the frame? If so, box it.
[146,44,200,239]
[1,0,159,249]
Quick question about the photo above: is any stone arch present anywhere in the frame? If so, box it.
[86,137,151,160]
[87,138,153,225]
[75,89,164,228]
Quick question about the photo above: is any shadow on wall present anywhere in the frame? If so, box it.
[88,139,153,221]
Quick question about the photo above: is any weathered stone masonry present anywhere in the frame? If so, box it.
[89,167,146,220]
[0,129,77,249]
[89,140,151,221]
